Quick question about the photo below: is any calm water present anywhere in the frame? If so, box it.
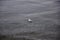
[0,0,59,40]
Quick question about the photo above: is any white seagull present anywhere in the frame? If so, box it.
[26,18,32,23]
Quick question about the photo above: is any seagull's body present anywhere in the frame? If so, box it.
[26,18,32,23]
[28,19,32,21]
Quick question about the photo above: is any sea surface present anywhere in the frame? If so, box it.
[0,0,60,40]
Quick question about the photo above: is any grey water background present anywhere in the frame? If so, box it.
[0,0,60,40]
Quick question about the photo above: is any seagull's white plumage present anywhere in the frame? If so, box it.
[26,18,32,23]
[28,18,32,21]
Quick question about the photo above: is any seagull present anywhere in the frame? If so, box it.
[26,18,32,23]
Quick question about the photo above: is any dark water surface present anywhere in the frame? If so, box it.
[0,0,60,40]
